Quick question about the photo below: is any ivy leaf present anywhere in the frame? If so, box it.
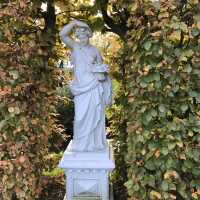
[167,142,176,150]
[150,109,157,117]
[168,123,177,131]
[9,70,19,80]
[124,180,134,189]
[161,181,169,191]
[152,73,160,81]
[140,81,148,88]
[0,119,7,130]
[159,104,166,113]
[180,104,188,112]
[161,147,169,155]
[184,49,194,57]
[184,64,192,73]
[180,22,188,32]
[145,160,156,170]
[144,41,152,51]
[191,28,199,37]
[189,90,199,97]
[143,175,155,187]
[191,180,200,189]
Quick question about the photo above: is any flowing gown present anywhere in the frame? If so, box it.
[68,43,112,152]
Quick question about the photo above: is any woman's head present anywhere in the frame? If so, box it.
[74,26,93,45]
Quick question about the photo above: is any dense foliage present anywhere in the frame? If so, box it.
[124,0,200,199]
[0,1,58,199]
[1,0,200,199]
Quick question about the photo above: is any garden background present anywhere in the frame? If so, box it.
[1,0,200,199]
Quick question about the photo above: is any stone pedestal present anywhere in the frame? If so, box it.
[59,141,115,200]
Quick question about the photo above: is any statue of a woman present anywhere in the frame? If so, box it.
[60,20,112,152]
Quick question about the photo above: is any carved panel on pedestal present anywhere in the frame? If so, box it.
[73,178,100,197]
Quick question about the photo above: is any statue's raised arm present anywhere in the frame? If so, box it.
[59,20,92,49]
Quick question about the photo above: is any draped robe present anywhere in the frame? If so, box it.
[68,43,112,152]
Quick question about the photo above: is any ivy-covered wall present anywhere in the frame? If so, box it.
[124,0,200,199]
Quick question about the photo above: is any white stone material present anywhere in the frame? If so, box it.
[59,141,115,200]
[59,19,112,152]
[59,20,115,200]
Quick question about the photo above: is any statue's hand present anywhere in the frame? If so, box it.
[72,19,89,28]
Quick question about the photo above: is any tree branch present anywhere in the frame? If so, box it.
[98,0,128,39]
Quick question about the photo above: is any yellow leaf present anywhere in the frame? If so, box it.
[141,149,146,155]
[39,86,48,92]
[19,0,27,8]
[14,107,20,114]
[131,3,138,12]
[169,31,181,42]
[154,149,160,158]
[31,119,38,125]
[150,190,162,199]
[176,141,183,147]
[196,22,200,30]
[8,107,15,113]
[197,189,200,195]
[18,156,26,164]
[158,11,169,19]
[164,170,180,180]
[192,192,198,199]
[170,194,177,199]
[179,154,186,160]
[191,0,198,5]
[188,131,194,137]
[151,31,162,37]
[9,70,19,80]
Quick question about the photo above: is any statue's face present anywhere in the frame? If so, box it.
[74,27,92,45]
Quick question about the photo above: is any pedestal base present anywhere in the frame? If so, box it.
[63,184,114,200]
[59,141,115,200]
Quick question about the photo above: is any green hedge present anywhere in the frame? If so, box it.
[124,0,200,199]
[0,1,58,199]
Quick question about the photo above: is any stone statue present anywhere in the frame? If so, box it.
[60,20,112,152]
